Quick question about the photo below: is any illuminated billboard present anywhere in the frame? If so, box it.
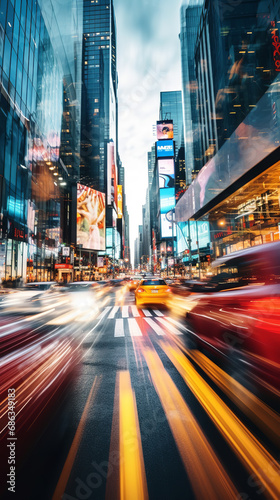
[157,120,174,140]
[156,140,174,158]
[77,183,106,251]
[107,142,118,208]
[117,185,123,219]
[158,159,175,188]
[160,187,176,238]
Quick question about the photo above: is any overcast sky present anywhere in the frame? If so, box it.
[114,0,183,263]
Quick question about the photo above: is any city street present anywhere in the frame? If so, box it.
[2,285,279,500]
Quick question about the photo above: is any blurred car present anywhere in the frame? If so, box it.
[128,276,143,291]
[0,282,61,313]
[135,279,172,307]
[63,281,98,309]
[109,279,125,287]
[184,242,280,390]
[0,323,81,491]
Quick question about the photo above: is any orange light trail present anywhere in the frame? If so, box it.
[142,346,237,500]
[160,341,280,500]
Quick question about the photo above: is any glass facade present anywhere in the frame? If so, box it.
[195,0,280,170]
[81,0,117,193]
[0,0,82,283]
[180,0,203,185]
[159,90,185,198]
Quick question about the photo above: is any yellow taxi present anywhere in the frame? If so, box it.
[135,278,172,307]
[128,276,143,291]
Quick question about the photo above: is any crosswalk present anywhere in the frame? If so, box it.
[97,305,167,320]
[95,305,187,338]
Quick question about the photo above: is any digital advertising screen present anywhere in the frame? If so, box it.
[158,159,175,188]
[160,188,176,214]
[107,142,118,207]
[117,185,123,219]
[77,183,106,251]
[161,214,173,238]
[157,120,174,140]
[156,140,174,158]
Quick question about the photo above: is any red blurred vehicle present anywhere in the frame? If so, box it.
[185,242,280,390]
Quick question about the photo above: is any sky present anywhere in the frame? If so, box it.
[114,0,183,263]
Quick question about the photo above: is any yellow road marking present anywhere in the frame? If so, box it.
[52,376,101,500]
[119,371,148,500]
[142,346,237,500]
[161,341,280,500]
[189,350,280,446]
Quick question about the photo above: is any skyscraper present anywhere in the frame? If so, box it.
[0,0,82,283]
[180,0,203,185]
[159,90,185,197]
[81,0,117,193]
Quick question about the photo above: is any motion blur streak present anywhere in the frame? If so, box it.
[52,376,101,500]
[190,350,280,446]
[160,342,280,500]
[143,346,237,500]
[119,371,148,500]
[47,309,85,325]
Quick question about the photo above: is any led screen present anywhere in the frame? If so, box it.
[107,142,118,207]
[160,188,176,238]
[117,185,123,219]
[157,120,174,140]
[77,183,106,251]
[160,188,176,214]
[156,140,174,158]
[158,159,175,188]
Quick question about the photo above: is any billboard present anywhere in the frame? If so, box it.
[177,221,210,254]
[156,140,174,158]
[157,120,174,140]
[107,142,118,208]
[160,188,176,238]
[77,183,106,251]
[117,185,123,219]
[158,159,175,188]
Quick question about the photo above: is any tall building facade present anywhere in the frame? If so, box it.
[81,0,122,268]
[180,0,203,185]
[176,0,280,269]
[81,0,117,191]
[195,0,280,169]
[159,90,185,198]
[0,0,82,283]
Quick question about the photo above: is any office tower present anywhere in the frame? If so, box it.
[81,0,117,193]
[180,0,203,185]
[195,0,280,168]
[159,90,185,196]
[0,0,82,283]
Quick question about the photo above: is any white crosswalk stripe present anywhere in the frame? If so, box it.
[153,309,164,317]
[165,316,188,331]
[131,305,141,317]
[128,318,142,337]
[155,317,183,335]
[122,306,129,318]
[114,318,125,337]
[108,306,119,319]
[144,318,165,336]
[97,306,111,320]
[142,309,152,317]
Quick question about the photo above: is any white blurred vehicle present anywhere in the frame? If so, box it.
[0,282,63,313]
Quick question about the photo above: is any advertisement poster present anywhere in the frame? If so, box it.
[77,184,106,251]
[117,185,123,218]
[156,139,174,158]
[158,159,175,188]
[157,120,174,140]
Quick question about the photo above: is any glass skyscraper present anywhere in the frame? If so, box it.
[81,0,117,193]
[159,90,185,198]
[0,0,82,283]
[180,0,203,185]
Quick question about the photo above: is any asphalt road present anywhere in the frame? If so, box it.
[2,286,280,500]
